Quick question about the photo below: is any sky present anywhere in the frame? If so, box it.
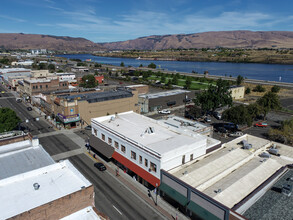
[0,0,292,43]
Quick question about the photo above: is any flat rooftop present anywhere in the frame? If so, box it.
[0,160,92,219]
[0,139,54,179]
[92,112,212,157]
[169,134,293,208]
[159,116,212,134]
[59,89,133,103]
[60,206,101,220]
[139,89,189,99]
[244,169,293,220]
[0,68,30,73]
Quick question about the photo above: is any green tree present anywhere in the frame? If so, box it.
[120,62,125,67]
[0,108,21,132]
[80,74,97,88]
[148,63,156,69]
[48,64,55,72]
[39,63,47,70]
[271,85,281,93]
[172,75,178,85]
[268,118,293,144]
[253,84,265,92]
[236,75,244,86]
[257,91,281,119]
[184,77,192,89]
[194,79,232,113]
[167,79,172,89]
[222,105,252,126]
[139,64,143,67]
[245,87,251,94]
[160,75,166,83]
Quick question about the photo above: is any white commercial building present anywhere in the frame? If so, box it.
[56,72,77,83]
[90,111,220,187]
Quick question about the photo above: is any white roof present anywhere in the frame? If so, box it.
[0,160,92,219]
[139,89,189,99]
[170,134,293,208]
[61,206,101,220]
[0,139,54,179]
[0,68,30,73]
[26,77,58,83]
[92,111,207,157]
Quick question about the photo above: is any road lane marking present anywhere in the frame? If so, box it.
[113,205,122,215]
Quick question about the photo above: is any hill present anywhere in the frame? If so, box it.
[0,33,104,52]
[100,31,293,50]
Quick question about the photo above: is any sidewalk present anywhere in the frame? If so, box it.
[86,148,189,220]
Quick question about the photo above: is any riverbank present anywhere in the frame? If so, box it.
[93,49,293,65]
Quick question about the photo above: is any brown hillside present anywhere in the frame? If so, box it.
[100,31,293,50]
[0,33,104,52]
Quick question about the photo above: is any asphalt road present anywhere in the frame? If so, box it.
[0,84,54,135]
[69,154,165,220]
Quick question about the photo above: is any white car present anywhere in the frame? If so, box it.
[228,132,243,137]
[158,109,171,114]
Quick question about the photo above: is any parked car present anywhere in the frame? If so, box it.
[255,122,268,127]
[216,127,227,133]
[204,117,211,123]
[223,123,238,131]
[85,125,92,130]
[158,109,171,114]
[94,162,107,171]
[27,107,32,111]
[16,98,22,103]
[228,132,244,137]
[213,112,222,120]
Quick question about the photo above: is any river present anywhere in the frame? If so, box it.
[56,54,293,83]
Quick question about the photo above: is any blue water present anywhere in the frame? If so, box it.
[56,54,293,83]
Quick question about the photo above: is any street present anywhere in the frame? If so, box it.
[0,84,167,220]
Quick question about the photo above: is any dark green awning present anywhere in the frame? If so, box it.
[159,183,188,206]
[187,201,221,220]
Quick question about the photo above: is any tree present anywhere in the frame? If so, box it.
[80,74,97,88]
[271,85,281,93]
[245,87,251,94]
[167,79,172,89]
[236,75,244,86]
[120,62,125,67]
[253,84,265,92]
[194,79,232,113]
[39,63,47,70]
[222,105,252,126]
[268,118,293,144]
[48,64,55,72]
[184,77,192,89]
[172,75,178,85]
[257,91,281,119]
[0,108,21,133]
[148,63,156,69]
[139,64,143,67]
[160,75,166,83]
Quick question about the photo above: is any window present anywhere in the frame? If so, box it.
[94,129,97,136]
[121,145,126,153]
[46,85,48,88]
[33,86,35,89]
[36,85,38,89]
[40,85,42,89]
[150,162,157,172]
[182,155,185,164]
[108,137,112,145]
[145,159,148,167]
[131,151,136,160]
[101,134,105,141]
[139,155,142,164]
[114,141,119,149]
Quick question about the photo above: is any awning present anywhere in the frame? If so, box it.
[159,183,188,206]
[89,135,115,159]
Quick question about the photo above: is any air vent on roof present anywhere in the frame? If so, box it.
[33,183,40,190]
[146,127,155,134]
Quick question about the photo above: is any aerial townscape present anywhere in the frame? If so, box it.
[1,1,293,220]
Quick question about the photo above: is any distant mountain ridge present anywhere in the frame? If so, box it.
[100,31,293,50]
[0,33,104,52]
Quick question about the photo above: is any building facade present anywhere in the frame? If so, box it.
[90,112,220,188]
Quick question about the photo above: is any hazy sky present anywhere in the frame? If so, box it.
[0,0,292,42]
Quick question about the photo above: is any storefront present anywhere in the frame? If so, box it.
[57,113,80,129]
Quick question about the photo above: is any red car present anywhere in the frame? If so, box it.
[255,122,268,127]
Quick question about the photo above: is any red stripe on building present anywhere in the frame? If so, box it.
[112,151,160,187]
